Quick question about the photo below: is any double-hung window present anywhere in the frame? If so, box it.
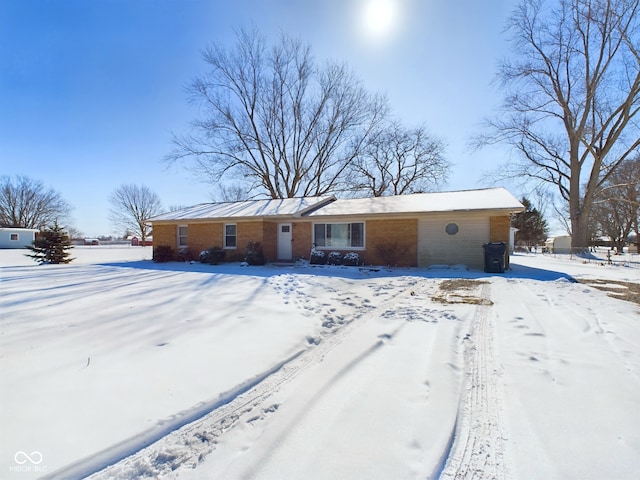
[224,224,237,249]
[313,222,364,249]
[177,225,188,247]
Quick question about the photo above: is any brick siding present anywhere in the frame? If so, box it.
[364,218,418,266]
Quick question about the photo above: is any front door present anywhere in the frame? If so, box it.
[277,223,292,260]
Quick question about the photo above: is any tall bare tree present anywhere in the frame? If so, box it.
[0,175,71,229]
[348,121,448,196]
[476,0,640,251]
[591,156,639,250]
[109,184,162,244]
[167,27,388,198]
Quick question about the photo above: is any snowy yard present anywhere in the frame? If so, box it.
[1,246,639,479]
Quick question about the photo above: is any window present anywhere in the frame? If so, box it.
[313,223,364,249]
[224,224,237,248]
[445,223,459,235]
[10,233,18,241]
[178,225,188,247]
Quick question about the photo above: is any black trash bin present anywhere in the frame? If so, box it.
[483,242,506,273]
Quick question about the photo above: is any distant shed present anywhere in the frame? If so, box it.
[545,235,572,254]
[0,227,39,249]
[130,236,153,246]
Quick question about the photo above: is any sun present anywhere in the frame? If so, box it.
[361,0,399,40]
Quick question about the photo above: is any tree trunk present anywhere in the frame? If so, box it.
[569,145,590,252]
[571,212,590,253]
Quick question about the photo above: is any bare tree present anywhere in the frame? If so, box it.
[348,121,448,196]
[0,175,71,229]
[167,27,388,199]
[66,225,85,241]
[476,0,640,251]
[109,184,162,244]
[591,156,639,251]
[217,183,251,202]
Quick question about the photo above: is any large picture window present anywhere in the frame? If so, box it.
[313,222,364,249]
[177,225,188,247]
[224,224,237,248]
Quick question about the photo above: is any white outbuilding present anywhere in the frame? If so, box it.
[545,235,572,254]
[0,227,39,249]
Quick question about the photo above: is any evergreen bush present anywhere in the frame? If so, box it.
[327,251,343,265]
[199,246,226,264]
[153,245,175,262]
[26,222,74,264]
[310,249,326,265]
[342,252,361,266]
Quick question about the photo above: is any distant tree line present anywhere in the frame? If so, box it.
[0,175,71,229]
[0,175,165,246]
[590,157,639,252]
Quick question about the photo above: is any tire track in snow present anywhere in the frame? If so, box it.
[439,283,507,480]
[70,276,420,480]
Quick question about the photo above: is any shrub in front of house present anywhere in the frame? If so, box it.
[153,245,175,263]
[342,252,361,266]
[310,249,326,265]
[199,246,226,265]
[177,247,193,262]
[327,251,343,265]
[245,241,265,265]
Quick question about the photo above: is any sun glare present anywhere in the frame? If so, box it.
[361,0,399,40]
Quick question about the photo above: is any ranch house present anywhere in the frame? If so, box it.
[148,187,524,270]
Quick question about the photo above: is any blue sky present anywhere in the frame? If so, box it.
[1,0,518,236]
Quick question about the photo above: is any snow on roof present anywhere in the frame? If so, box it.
[149,188,523,222]
[0,227,40,232]
[149,196,336,222]
[306,188,524,217]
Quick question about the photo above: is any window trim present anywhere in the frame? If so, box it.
[177,225,188,247]
[224,223,237,249]
[313,222,365,250]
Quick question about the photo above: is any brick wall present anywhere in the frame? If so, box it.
[152,224,176,249]
[233,221,265,262]
[292,222,312,259]
[365,218,418,266]
[188,223,223,257]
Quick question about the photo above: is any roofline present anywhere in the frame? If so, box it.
[304,206,524,219]
[148,189,524,223]
[150,206,524,225]
[294,196,337,217]
[0,227,40,231]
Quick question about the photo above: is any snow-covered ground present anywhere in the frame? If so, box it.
[1,246,638,479]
